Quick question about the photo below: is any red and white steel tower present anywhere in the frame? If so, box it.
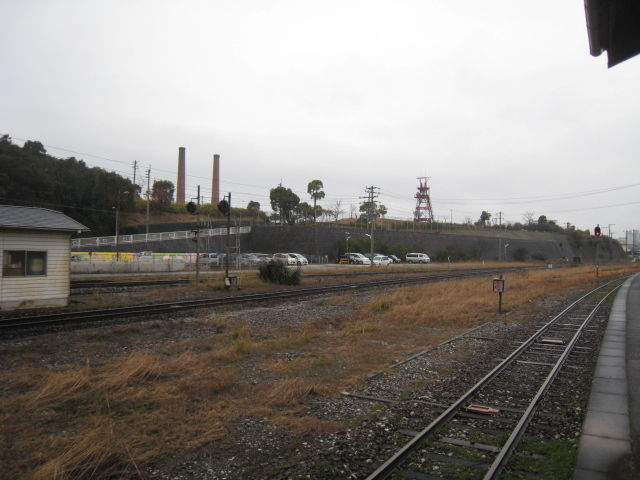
[414,177,434,222]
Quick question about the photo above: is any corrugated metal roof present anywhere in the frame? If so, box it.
[0,205,90,232]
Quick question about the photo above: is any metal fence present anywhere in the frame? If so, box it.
[72,226,251,248]
[69,252,330,274]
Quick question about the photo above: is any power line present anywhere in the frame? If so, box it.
[436,182,640,204]
[7,134,638,224]
[0,196,121,214]
[546,200,640,213]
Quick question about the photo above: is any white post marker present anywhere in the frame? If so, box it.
[493,274,506,313]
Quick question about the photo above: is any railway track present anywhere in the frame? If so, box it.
[356,279,620,480]
[70,278,191,289]
[6,267,536,333]
[69,266,543,292]
[68,270,432,291]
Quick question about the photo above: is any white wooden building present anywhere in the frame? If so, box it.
[0,205,89,310]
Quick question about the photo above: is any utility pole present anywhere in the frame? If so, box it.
[145,167,151,236]
[226,192,231,285]
[497,211,503,228]
[360,186,380,266]
[197,185,201,206]
[608,224,615,238]
[132,160,138,188]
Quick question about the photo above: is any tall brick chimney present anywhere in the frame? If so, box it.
[212,154,220,203]
[176,147,186,204]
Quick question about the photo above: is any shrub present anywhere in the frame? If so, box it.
[387,244,408,259]
[258,260,301,285]
[432,245,482,262]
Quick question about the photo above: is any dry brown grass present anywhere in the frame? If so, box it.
[1,350,237,480]
[264,378,323,408]
[269,415,344,435]
[351,264,638,332]
[2,263,638,479]
[30,418,144,480]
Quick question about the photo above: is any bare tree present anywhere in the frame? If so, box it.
[349,203,357,219]
[328,199,344,222]
[522,211,535,225]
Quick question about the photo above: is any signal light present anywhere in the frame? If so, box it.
[217,199,230,216]
[594,225,601,237]
[186,201,197,214]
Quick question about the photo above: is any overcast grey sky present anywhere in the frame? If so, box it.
[1,1,639,236]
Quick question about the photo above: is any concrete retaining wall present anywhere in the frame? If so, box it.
[242,225,573,261]
[74,224,620,262]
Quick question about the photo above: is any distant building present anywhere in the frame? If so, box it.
[0,205,89,310]
[625,230,640,254]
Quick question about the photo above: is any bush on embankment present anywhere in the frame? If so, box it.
[258,260,301,285]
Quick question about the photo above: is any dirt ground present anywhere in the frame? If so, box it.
[1,265,637,479]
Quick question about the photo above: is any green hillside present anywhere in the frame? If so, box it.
[1,135,138,235]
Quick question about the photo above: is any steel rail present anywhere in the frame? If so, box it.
[69,266,541,291]
[483,284,620,479]
[71,279,190,289]
[364,278,621,480]
[1,268,517,331]
[69,271,448,291]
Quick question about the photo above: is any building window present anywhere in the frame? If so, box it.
[2,251,47,277]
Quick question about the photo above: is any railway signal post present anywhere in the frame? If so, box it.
[218,194,233,289]
[187,199,200,284]
[594,224,601,278]
[493,274,506,313]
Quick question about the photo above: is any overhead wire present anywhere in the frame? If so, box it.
[6,135,638,223]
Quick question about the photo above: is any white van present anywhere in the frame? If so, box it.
[405,252,431,264]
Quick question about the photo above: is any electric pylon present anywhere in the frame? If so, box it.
[414,177,434,222]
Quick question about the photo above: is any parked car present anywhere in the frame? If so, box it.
[253,253,273,264]
[372,255,391,266]
[198,253,220,266]
[274,253,298,265]
[288,253,309,265]
[346,253,371,265]
[405,252,431,264]
[388,254,401,263]
[239,253,261,266]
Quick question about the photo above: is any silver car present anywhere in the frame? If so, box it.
[274,253,298,265]
[347,253,371,265]
[372,255,391,266]
[288,253,309,265]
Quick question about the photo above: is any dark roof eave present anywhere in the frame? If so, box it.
[1,225,90,233]
[584,0,605,57]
